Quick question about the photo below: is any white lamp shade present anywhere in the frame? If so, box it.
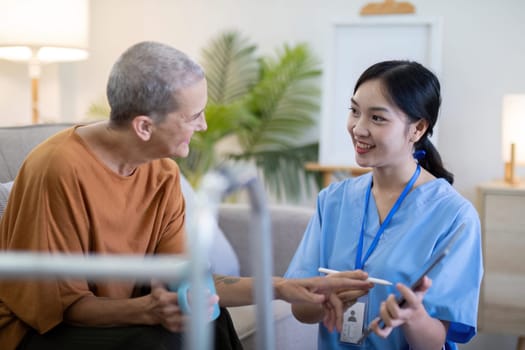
[0,0,89,62]
[502,94,525,163]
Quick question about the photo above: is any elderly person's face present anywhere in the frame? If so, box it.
[151,78,208,158]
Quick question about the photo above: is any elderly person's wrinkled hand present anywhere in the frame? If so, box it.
[149,280,188,332]
[148,280,219,332]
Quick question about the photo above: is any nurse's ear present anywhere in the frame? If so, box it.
[409,119,429,143]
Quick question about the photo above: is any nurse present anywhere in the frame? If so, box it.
[285,60,483,350]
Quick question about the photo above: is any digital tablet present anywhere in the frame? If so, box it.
[357,223,466,343]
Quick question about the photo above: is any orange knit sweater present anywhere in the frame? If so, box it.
[0,127,186,350]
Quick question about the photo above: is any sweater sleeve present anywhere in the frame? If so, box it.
[0,150,93,337]
[154,160,186,255]
[42,161,95,308]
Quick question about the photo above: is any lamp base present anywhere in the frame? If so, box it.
[504,162,517,184]
[504,143,521,185]
[504,161,525,185]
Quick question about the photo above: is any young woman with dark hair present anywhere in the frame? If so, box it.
[286,60,483,350]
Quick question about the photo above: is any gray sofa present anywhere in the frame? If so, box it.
[0,123,318,349]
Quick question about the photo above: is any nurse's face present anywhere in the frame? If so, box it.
[347,79,417,169]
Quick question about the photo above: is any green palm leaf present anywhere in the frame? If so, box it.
[230,44,321,199]
[239,44,321,152]
[201,31,259,105]
[181,32,323,201]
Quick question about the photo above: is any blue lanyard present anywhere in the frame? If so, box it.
[355,165,421,270]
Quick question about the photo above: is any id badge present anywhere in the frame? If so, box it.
[340,295,368,345]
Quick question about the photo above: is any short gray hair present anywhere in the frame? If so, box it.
[106,41,205,126]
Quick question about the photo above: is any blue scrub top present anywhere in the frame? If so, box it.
[285,173,483,350]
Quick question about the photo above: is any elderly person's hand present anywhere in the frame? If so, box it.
[148,280,188,332]
[148,280,219,332]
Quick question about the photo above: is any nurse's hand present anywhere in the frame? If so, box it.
[288,271,372,332]
[321,270,373,332]
[369,276,432,338]
[275,272,371,305]
[332,270,374,309]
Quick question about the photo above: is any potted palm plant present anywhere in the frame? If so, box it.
[178,30,322,202]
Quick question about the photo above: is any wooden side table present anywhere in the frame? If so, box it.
[477,181,525,350]
[304,162,371,188]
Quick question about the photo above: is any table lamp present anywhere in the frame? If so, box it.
[502,94,525,185]
[0,0,89,124]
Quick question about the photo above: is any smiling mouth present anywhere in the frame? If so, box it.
[355,141,374,154]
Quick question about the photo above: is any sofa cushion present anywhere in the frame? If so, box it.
[0,182,10,218]
[0,124,75,182]
[228,300,292,339]
[218,204,314,277]
[228,300,318,349]
[180,175,240,276]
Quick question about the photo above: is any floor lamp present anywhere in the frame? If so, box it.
[0,0,89,124]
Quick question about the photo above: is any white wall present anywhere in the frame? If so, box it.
[1,0,524,202]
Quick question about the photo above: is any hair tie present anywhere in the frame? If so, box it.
[413,150,426,160]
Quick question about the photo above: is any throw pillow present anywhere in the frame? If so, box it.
[0,182,12,219]
[3,181,13,191]
[180,175,240,276]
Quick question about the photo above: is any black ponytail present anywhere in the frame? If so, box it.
[415,137,454,184]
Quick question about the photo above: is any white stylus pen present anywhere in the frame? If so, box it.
[318,267,393,286]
